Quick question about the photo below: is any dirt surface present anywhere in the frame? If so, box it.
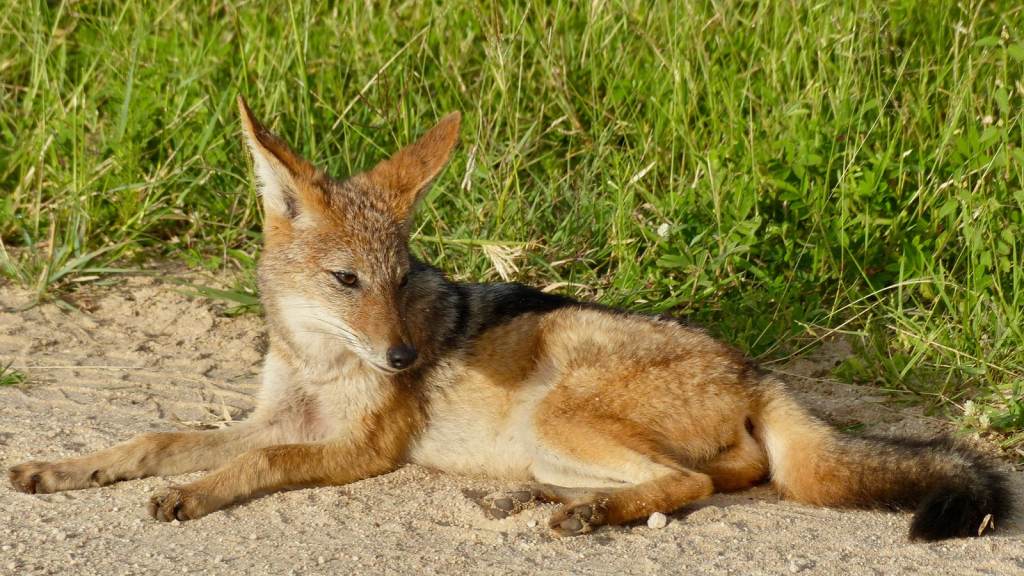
[1,272,1022,575]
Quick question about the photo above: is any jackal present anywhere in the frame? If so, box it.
[8,98,1010,540]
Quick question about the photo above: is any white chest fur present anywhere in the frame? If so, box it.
[256,346,391,444]
[408,380,543,481]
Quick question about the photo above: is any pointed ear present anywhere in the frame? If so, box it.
[365,111,461,217]
[238,95,317,220]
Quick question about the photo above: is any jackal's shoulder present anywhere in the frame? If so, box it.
[409,264,580,353]
[421,269,711,352]
[423,274,763,383]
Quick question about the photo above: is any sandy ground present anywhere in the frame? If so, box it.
[1,272,1022,576]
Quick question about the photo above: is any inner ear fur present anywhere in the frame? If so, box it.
[365,111,462,218]
[238,95,321,220]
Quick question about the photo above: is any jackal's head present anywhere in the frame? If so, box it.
[238,96,460,373]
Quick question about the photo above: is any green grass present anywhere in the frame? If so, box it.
[0,359,26,387]
[1,1,1023,451]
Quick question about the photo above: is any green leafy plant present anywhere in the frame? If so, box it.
[1,0,1022,451]
[0,360,26,387]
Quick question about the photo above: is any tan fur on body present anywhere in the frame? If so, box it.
[8,99,1009,540]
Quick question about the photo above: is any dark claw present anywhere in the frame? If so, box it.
[150,496,173,522]
[174,500,187,521]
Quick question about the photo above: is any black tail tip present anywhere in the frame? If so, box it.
[909,487,1012,541]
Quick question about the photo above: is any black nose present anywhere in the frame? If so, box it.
[386,345,418,370]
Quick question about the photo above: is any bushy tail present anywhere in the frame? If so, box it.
[755,385,1012,541]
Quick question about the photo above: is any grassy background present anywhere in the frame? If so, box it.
[1,0,1023,452]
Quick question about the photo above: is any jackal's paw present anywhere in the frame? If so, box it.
[149,486,227,522]
[483,488,543,520]
[8,461,99,494]
[548,503,606,536]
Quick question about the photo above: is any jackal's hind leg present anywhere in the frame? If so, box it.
[483,484,612,520]
[700,429,769,492]
[547,470,714,536]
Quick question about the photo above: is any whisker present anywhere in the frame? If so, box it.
[275,304,363,340]
[292,330,367,351]
[303,316,360,339]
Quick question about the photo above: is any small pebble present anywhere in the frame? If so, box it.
[526,520,538,528]
[789,561,803,573]
[647,512,668,529]
[318,556,325,565]
[250,534,259,541]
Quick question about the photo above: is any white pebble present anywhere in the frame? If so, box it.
[647,512,668,529]
[526,520,538,528]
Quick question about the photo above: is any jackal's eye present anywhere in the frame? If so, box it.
[333,271,358,287]
[398,274,409,289]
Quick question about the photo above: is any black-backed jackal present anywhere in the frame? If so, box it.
[9,99,1011,541]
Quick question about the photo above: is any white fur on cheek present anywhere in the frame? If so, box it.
[277,294,356,354]
[272,294,393,375]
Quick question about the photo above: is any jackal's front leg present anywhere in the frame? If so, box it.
[8,424,275,494]
[148,441,400,521]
